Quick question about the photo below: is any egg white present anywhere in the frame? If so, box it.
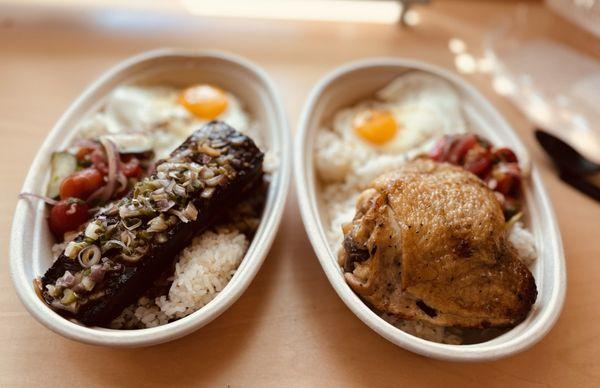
[77,84,250,159]
[332,72,466,155]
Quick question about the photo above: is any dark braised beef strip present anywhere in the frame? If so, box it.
[41,121,264,326]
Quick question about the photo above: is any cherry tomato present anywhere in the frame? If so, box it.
[48,198,91,238]
[76,146,96,162]
[464,152,493,178]
[59,168,104,200]
[121,157,142,178]
[493,147,518,163]
[448,134,477,164]
[428,138,446,161]
[429,135,458,162]
[495,170,521,197]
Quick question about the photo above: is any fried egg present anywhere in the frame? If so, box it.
[77,84,250,159]
[333,72,465,154]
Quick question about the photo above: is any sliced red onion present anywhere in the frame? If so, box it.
[18,192,58,206]
[87,185,107,204]
[56,271,75,288]
[120,230,134,246]
[122,217,142,230]
[116,171,128,194]
[89,137,119,204]
[78,244,101,268]
[89,264,106,282]
[101,239,127,253]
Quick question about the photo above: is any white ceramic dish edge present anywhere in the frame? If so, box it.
[9,49,291,347]
[294,58,566,362]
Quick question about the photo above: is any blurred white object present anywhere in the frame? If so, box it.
[182,0,401,24]
[486,6,600,162]
[546,0,600,38]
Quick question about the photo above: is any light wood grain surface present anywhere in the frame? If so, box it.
[1,1,599,387]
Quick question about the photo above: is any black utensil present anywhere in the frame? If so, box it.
[558,171,600,202]
[535,129,600,176]
[535,128,600,203]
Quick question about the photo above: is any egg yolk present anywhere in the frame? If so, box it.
[353,110,398,145]
[178,84,228,119]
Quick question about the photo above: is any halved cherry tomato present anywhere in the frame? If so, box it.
[495,170,521,197]
[428,138,446,161]
[448,134,477,164]
[48,198,91,238]
[493,147,518,163]
[76,146,96,162]
[464,152,493,178]
[427,134,524,219]
[121,158,142,178]
[59,168,104,200]
[429,135,458,162]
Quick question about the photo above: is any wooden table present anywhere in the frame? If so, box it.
[1,1,599,386]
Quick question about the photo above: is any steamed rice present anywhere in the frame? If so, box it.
[110,229,248,329]
[156,229,247,319]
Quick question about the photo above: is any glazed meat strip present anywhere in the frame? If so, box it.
[41,121,263,326]
[340,159,537,329]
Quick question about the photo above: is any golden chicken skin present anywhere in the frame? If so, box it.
[340,159,537,329]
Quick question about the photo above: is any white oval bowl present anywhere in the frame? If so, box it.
[294,58,566,361]
[10,49,291,347]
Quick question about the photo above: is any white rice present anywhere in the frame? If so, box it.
[508,221,537,267]
[156,229,248,319]
[110,228,248,329]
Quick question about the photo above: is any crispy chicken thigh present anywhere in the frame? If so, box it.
[340,159,537,328]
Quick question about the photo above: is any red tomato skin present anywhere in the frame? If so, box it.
[428,138,446,161]
[464,153,493,178]
[448,134,477,164]
[59,168,104,200]
[493,147,518,163]
[48,199,91,238]
[496,171,521,197]
[75,146,96,162]
[121,158,142,178]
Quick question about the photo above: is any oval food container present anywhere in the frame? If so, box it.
[10,49,290,347]
[294,58,566,361]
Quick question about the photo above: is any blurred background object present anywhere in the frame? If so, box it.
[0,1,597,160]
[485,3,600,163]
[546,0,600,38]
